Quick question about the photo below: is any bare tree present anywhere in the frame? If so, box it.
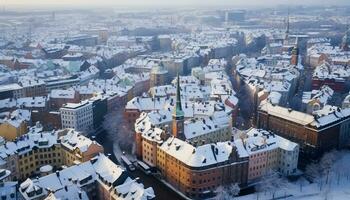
[305,162,322,182]
[215,183,240,200]
[256,170,288,199]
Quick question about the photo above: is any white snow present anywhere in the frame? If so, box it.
[236,151,350,200]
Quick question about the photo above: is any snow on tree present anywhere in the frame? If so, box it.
[305,162,322,182]
[256,170,289,199]
[215,183,240,200]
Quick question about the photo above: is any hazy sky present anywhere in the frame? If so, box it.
[3,0,350,6]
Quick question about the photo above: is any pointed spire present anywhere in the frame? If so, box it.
[173,73,184,118]
[284,8,290,44]
[286,9,290,35]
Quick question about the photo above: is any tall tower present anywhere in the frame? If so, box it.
[172,74,185,140]
[284,9,290,45]
[291,38,299,65]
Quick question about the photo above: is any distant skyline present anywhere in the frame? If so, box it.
[3,0,350,7]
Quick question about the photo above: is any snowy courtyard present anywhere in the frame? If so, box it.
[235,150,350,200]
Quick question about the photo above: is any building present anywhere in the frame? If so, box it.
[0,96,49,113]
[18,79,47,97]
[0,128,103,181]
[31,110,61,131]
[44,76,80,93]
[235,55,301,108]
[91,96,108,130]
[157,137,248,199]
[0,181,17,200]
[60,101,94,135]
[301,85,334,114]
[42,45,68,59]
[124,96,168,124]
[257,101,350,160]
[312,62,347,92]
[19,154,155,200]
[60,129,104,165]
[49,89,80,110]
[158,35,172,51]
[135,109,233,159]
[236,128,299,181]
[0,109,30,141]
[225,10,246,22]
[126,72,238,125]
[0,169,17,200]
[132,74,246,199]
[150,63,168,88]
[290,44,299,65]
[0,83,24,100]
[172,74,185,140]
[66,35,98,47]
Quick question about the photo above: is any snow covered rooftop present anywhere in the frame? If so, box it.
[19,154,154,200]
[0,96,48,110]
[260,100,350,128]
[0,83,22,92]
[160,137,246,168]
[259,101,315,126]
[50,89,76,99]
[241,128,298,154]
[60,129,102,153]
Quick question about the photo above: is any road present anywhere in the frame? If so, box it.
[226,63,254,129]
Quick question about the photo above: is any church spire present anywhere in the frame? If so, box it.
[173,73,184,118]
[291,37,299,65]
[286,9,290,36]
[172,73,185,140]
[284,8,290,45]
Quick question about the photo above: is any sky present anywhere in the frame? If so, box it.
[3,0,350,7]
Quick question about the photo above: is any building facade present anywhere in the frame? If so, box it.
[0,128,103,181]
[157,137,248,199]
[60,101,94,135]
[257,101,350,160]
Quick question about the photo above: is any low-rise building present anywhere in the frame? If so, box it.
[0,96,49,112]
[0,109,30,141]
[19,154,155,200]
[31,110,61,131]
[312,62,348,92]
[258,101,350,160]
[158,137,248,199]
[0,83,24,100]
[236,128,299,181]
[49,89,80,110]
[0,128,103,181]
[18,78,47,97]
